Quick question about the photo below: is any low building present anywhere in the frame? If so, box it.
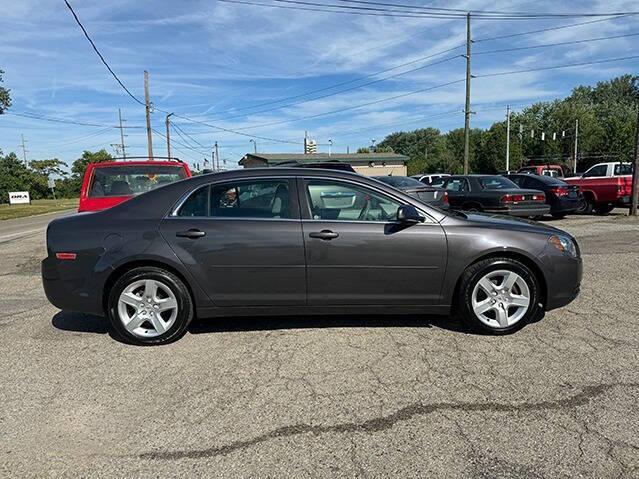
[239,153,409,176]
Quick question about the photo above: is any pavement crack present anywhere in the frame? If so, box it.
[138,381,639,461]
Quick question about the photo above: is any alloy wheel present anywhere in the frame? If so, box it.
[471,269,531,329]
[117,279,178,338]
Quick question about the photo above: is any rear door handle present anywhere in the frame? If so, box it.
[176,229,206,239]
[309,230,339,240]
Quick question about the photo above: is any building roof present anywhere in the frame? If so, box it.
[239,152,408,166]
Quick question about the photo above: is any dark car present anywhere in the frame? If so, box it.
[373,175,448,207]
[441,175,551,218]
[274,160,356,173]
[505,174,582,219]
[42,168,581,345]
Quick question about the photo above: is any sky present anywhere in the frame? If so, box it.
[0,0,637,172]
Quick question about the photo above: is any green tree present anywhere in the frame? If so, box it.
[0,151,49,203]
[30,158,68,178]
[0,69,10,114]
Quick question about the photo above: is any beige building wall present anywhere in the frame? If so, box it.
[353,164,407,177]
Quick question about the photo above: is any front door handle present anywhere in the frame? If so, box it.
[309,230,339,240]
[176,229,206,239]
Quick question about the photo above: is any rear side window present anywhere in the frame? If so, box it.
[210,180,291,219]
[178,186,209,217]
[614,164,633,175]
[443,179,468,192]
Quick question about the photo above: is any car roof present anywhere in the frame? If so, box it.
[506,173,567,185]
[89,160,187,168]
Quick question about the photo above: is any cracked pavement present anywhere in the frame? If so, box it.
[0,211,638,478]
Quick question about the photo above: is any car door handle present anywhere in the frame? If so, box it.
[176,229,206,239]
[309,230,339,240]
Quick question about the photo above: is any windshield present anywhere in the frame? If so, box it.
[89,164,187,197]
[374,176,424,188]
[479,176,518,190]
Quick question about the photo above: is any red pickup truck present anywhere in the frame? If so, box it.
[563,162,633,215]
[78,158,192,212]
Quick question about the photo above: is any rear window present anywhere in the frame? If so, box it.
[478,176,518,189]
[614,164,633,175]
[374,176,424,188]
[89,165,187,197]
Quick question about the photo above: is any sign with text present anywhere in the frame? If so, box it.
[8,191,30,205]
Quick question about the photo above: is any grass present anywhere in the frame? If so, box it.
[0,198,78,221]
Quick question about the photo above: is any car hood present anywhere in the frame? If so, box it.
[441,211,569,237]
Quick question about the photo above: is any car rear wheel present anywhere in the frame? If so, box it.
[107,267,193,345]
[457,257,542,334]
[576,196,594,215]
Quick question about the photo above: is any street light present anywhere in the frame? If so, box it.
[328,139,333,157]
[249,139,257,154]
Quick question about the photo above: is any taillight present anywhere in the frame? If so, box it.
[549,187,569,197]
[56,252,77,260]
[501,194,526,203]
[442,191,449,205]
[532,194,546,202]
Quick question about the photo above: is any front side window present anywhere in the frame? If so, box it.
[306,180,401,222]
[583,165,607,177]
[210,180,291,219]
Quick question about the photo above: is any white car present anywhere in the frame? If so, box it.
[412,173,451,187]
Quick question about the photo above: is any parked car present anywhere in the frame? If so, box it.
[411,173,451,186]
[441,175,550,218]
[373,175,448,207]
[504,174,582,219]
[517,164,565,178]
[79,158,192,212]
[563,162,633,215]
[43,168,582,345]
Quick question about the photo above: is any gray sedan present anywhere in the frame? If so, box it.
[42,168,582,345]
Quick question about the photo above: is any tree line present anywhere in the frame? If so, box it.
[369,75,638,176]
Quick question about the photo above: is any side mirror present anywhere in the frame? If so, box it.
[397,204,425,224]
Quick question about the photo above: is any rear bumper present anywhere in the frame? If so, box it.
[484,205,551,217]
[617,195,631,206]
[42,256,105,316]
[551,198,582,214]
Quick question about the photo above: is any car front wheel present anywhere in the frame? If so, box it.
[458,257,542,334]
[107,266,193,345]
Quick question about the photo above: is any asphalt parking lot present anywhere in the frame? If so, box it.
[1,210,638,478]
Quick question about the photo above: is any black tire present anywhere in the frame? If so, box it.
[593,203,615,215]
[551,213,566,219]
[576,196,594,215]
[107,266,193,346]
[457,257,542,335]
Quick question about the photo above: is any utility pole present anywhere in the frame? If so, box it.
[505,105,511,172]
[463,12,472,174]
[165,112,174,159]
[630,107,639,216]
[118,109,127,159]
[215,141,220,171]
[144,70,154,160]
[573,119,579,174]
[19,134,28,165]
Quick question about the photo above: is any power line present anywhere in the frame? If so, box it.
[5,111,138,128]
[171,123,209,150]
[474,14,636,43]
[63,0,144,105]
[475,54,639,79]
[213,44,464,118]
[237,78,466,130]
[218,53,462,120]
[475,32,639,56]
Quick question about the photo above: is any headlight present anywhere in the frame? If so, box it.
[548,234,578,257]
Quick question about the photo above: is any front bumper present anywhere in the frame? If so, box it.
[539,245,583,311]
[484,205,551,217]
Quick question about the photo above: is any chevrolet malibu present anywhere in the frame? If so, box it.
[42,168,582,345]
